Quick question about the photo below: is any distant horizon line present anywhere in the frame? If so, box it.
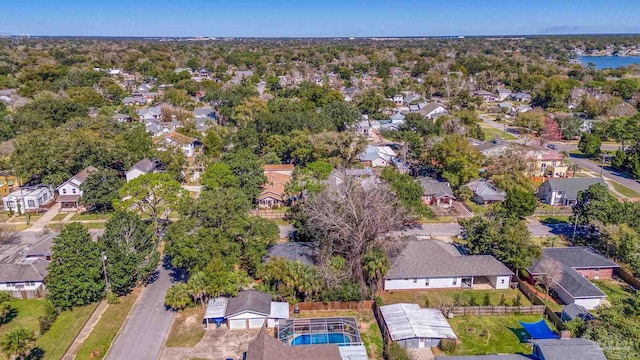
[2,32,640,39]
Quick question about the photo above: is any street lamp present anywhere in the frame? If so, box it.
[101,251,111,293]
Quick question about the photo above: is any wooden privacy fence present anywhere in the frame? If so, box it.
[251,209,287,219]
[296,300,374,311]
[615,268,640,289]
[450,305,545,316]
[4,289,46,299]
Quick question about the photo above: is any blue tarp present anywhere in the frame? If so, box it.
[518,319,559,339]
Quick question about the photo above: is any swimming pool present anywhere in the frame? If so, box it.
[291,333,350,346]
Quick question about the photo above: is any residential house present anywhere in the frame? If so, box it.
[325,168,378,191]
[0,89,14,103]
[512,92,532,102]
[245,327,343,360]
[579,119,596,134]
[403,94,420,105]
[435,338,605,360]
[464,179,506,204]
[123,96,146,106]
[125,159,157,183]
[359,146,397,167]
[56,166,98,210]
[138,106,162,121]
[155,131,198,158]
[379,303,457,348]
[473,139,512,157]
[112,113,132,123]
[510,105,533,117]
[25,234,54,261]
[498,101,513,112]
[3,185,54,214]
[473,90,496,102]
[384,238,514,290]
[526,150,568,178]
[561,303,595,322]
[342,87,357,102]
[108,68,122,76]
[0,258,48,294]
[258,164,294,209]
[392,94,404,105]
[0,171,20,197]
[416,177,455,208]
[527,247,619,309]
[354,119,371,138]
[496,88,512,101]
[537,178,606,206]
[202,289,289,330]
[418,103,448,120]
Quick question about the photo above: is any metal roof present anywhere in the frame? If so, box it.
[269,302,289,319]
[204,297,228,319]
[338,345,368,360]
[379,304,457,341]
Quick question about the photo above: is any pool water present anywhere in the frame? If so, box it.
[291,333,350,346]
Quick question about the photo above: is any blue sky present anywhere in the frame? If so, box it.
[3,0,639,37]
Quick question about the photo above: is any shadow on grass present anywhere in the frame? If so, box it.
[0,307,18,325]
[508,327,531,344]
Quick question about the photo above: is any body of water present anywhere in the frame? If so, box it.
[578,56,640,70]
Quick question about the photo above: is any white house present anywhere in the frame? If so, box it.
[384,238,513,291]
[537,178,606,206]
[56,166,98,210]
[3,185,54,214]
[359,145,397,167]
[473,90,495,102]
[496,88,512,101]
[418,103,448,119]
[379,304,457,348]
[125,159,157,183]
[0,258,48,294]
[393,94,404,105]
[154,131,197,158]
[138,106,162,121]
[203,289,289,330]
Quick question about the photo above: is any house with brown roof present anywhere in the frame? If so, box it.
[56,166,98,210]
[259,165,294,209]
[246,327,342,360]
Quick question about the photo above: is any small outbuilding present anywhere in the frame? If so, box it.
[379,303,457,348]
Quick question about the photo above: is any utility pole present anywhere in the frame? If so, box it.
[600,153,606,178]
[101,251,111,294]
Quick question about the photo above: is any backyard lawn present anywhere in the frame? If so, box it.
[293,310,383,360]
[481,127,517,141]
[165,307,206,348]
[0,299,97,360]
[593,279,636,303]
[380,289,531,307]
[75,288,141,360]
[447,315,555,356]
[464,201,490,216]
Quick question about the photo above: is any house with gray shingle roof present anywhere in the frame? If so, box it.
[527,247,618,310]
[125,159,157,183]
[0,258,48,294]
[464,178,506,204]
[384,238,513,291]
[537,178,606,205]
[202,289,288,330]
[416,177,455,208]
[435,338,605,360]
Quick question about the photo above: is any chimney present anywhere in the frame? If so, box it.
[560,330,571,339]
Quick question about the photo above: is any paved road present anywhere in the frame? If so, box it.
[556,143,640,196]
[106,265,175,360]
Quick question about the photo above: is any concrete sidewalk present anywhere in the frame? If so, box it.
[22,206,60,233]
[62,301,109,360]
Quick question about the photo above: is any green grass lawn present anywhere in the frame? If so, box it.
[420,216,456,224]
[9,214,43,223]
[70,212,112,221]
[79,222,107,230]
[608,181,640,198]
[50,213,69,222]
[592,279,635,303]
[0,299,96,360]
[531,236,570,248]
[538,215,570,224]
[75,289,141,360]
[465,201,490,215]
[447,315,555,356]
[165,307,206,348]
[380,289,531,307]
[37,303,98,360]
[481,127,517,141]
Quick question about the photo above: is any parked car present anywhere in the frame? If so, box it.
[547,144,558,150]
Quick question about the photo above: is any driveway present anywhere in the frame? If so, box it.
[105,264,175,360]
[159,329,259,360]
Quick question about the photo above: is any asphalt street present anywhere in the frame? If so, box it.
[105,264,175,360]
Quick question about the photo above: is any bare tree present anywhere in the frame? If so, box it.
[536,258,564,301]
[302,171,407,288]
[0,223,19,245]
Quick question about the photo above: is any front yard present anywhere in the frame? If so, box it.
[165,307,206,348]
[0,299,97,360]
[380,289,531,307]
[447,315,555,356]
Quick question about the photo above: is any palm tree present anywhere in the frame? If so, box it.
[568,162,581,177]
[363,247,390,292]
[186,271,209,307]
[164,283,192,310]
[1,328,35,360]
